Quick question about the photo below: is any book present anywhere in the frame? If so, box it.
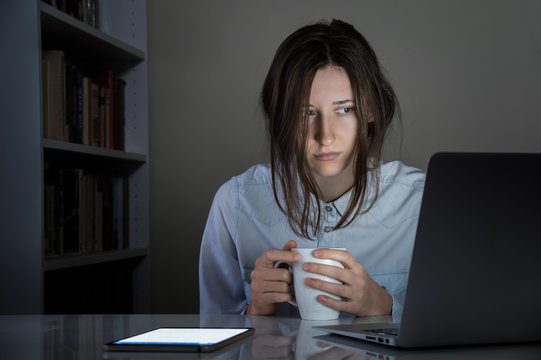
[44,164,57,256]
[42,50,68,141]
[82,0,98,28]
[64,60,73,143]
[112,177,124,249]
[91,82,100,146]
[101,176,114,251]
[61,169,82,254]
[97,70,114,149]
[113,78,126,150]
[45,0,99,28]
[71,65,83,144]
[42,50,126,150]
[43,167,129,256]
[82,77,90,145]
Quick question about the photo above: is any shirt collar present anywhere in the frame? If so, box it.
[324,168,380,221]
[327,188,352,218]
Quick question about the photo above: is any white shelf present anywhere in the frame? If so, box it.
[44,248,148,271]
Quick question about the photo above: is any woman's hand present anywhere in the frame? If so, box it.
[247,240,300,315]
[303,249,392,316]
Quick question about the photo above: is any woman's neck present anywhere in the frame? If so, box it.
[314,172,354,203]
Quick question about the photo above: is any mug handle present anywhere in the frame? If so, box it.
[274,260,297,307]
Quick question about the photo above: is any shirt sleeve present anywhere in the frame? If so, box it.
[371,271,409,320]
[199,179,247,314]
[390,284,406,320]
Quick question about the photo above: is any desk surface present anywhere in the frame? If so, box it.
[2,314,541,359]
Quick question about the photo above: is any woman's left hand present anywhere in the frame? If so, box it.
[303,248,393,316]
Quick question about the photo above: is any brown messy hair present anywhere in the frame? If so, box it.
[261,19,398,239]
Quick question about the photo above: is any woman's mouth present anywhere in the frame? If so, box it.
[314,152,340,161]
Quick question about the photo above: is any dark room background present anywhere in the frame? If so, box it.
[147,0,541,314]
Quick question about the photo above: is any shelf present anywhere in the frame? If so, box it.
[44,248,148,271]
[1,0,150,314]
[43,138,146,162]
[43,139,147,175]
[39,2,144,72]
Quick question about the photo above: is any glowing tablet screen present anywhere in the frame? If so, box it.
[114,328,250,346]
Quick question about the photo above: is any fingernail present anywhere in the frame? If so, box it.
[314,250,321,257]
[319,295,328,303]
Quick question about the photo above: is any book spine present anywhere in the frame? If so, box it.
[87,77,93,146]
[41,50,66,142]
[94,178,103,252]
[91,83,100,146]
[64,61,72,142]
[43,169,131,256]
[82,77,89,146]
[113,78,126,150]
[41,52,126,150]
[97,70,114,149]
[98,84,105,147]
[72,67,83,144]
[50,0,99,28]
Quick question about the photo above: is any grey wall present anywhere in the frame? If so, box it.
[147,0,541,313]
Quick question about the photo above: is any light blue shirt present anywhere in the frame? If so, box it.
[199,161,425,318]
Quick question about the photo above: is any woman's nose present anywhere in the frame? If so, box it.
[314,113,335,146]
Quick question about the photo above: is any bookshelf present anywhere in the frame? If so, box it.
[0,0,149,314]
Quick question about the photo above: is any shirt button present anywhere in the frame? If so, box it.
[324,226,333,232]
[325,206,332,212]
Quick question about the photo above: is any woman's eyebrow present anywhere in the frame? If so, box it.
[304,99,354,107]
[332,99,355,105]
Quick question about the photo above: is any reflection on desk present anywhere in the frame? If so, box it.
[1,314,540,360]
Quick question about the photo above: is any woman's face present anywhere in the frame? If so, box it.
[304,66,358,198]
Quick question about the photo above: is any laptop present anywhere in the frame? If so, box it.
[317,152,541,348]
[313,333,541,359]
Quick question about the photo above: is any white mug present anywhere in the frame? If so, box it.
[275,248,346,320]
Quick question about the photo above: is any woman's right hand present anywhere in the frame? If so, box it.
[247,240,300,315]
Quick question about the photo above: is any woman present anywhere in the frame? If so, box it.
[199,19,425,318]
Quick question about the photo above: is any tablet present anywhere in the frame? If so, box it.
[104,327,255,352]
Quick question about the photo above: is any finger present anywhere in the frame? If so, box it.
[282,239,297,251]
[313,248,362,271]
[315,341,333,350]
[258,291,294,305]
[305,277,349,299]
[317,293,350,312]
[252,279,291,294]
[302,262,347,283]
[312,248,350,263]
[251,267,292,284]
[256,249,301,268]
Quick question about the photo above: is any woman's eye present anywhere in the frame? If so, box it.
[337,107,354,114]
[302,110,317,117]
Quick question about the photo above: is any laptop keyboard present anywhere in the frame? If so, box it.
[366,328,399,336]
